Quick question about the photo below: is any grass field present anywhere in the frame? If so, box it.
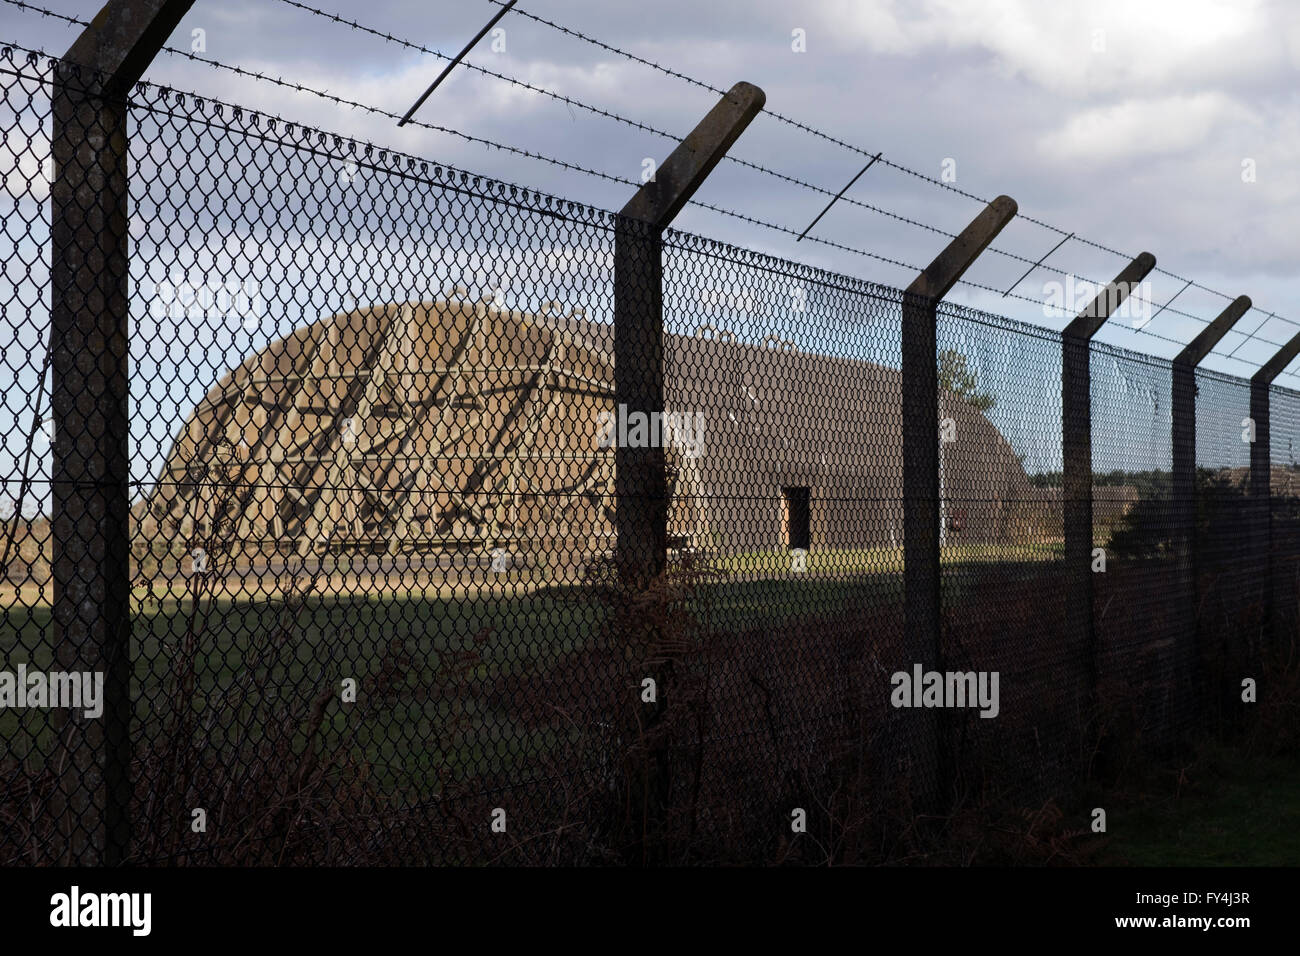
[1,547,1070,793]
[1101,746,1300,866]
[715,541,1064,576]
[0,561,929,795]
[3,586,603,790]
[3,548,1289,865]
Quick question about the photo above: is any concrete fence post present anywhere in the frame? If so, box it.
[900,195,1016,809]
[1060,253,1155,706]
[611,80,764,861]
[50,0,195,866]
[1171,296,1250,717]
[1249,331,1300,661]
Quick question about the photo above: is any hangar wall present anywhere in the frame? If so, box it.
[143,291,1037,565]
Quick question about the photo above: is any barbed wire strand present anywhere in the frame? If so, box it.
[266,0,1295,352]
[2,3,1294,381]
[472,0,1299,330]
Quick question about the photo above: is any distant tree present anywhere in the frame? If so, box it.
[1107,469,1243,560]
[1028,468,1170,492]
[937,349,995,411]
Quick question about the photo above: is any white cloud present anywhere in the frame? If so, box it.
[820,0,1266,96]
[1038,92,1258,164]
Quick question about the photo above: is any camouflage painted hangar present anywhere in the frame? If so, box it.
[142,290,1036,563]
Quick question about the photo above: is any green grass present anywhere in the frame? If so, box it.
[0,556,1067,793]
[1,588,607,793]
[5,562,1294,860]
[0,569,909,792]
[1101,747,1300,866]
[714,542,1063,577]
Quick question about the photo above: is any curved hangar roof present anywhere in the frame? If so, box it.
[145,291,1031,556]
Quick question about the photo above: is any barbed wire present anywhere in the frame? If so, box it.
[0,2,1282,364]
[0,1,646,186]
[0,39,1116,343]
[147,47,942,282]
[1,3,1295,381]
[262,9,1020,255]
[1,0,74,25]
[263,0,1289,351]
[0,36,930,293]
[0,7,997,307]
[477,0,1300,333]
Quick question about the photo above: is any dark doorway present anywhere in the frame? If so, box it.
[782,486,810,551]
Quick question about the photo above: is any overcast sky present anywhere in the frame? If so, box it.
[6,0,1300,506]
[5,0,1300,380]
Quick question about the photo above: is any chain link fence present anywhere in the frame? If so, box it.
[0,48,1290,865]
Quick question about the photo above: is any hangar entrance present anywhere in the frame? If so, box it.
[782,486,811,551]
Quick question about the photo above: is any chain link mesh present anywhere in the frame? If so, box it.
[0,48,1289,864]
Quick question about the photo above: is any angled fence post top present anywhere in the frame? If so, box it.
[619,81,765,229]
[1063,252,1156,341]
[1175,295,1252,368]
[1253,328,1300,384]
[905,195,1017,302]
[613,80,764,588]
[59,0,196,93]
